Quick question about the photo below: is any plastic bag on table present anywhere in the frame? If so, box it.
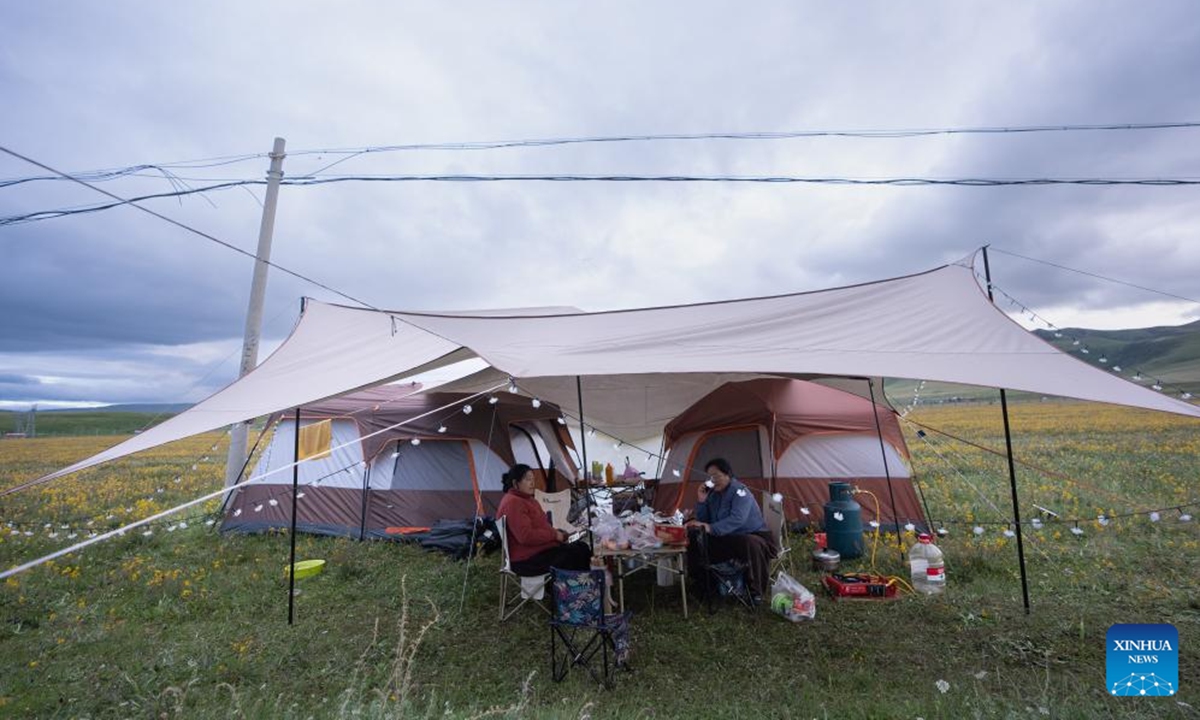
[624,515,662,550]
[594,513,629,550]
[770,571,816,622]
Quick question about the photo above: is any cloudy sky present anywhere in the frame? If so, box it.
[2,2,1199,409]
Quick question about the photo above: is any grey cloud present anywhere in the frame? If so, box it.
[0,373,38,385]
[2,1,1199,404]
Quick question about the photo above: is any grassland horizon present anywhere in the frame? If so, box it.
[1,401,1197,718]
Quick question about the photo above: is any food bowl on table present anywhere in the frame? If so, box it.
[654,524,688,546]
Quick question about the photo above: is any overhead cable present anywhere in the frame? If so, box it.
[4,121,1198,188]
[0,145,378,310]
[7,174,1200,228]
[256,121,1200,155]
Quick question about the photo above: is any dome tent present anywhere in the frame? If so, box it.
[222,385,577,538]
[652,378,924,529]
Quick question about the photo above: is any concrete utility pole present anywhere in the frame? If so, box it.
[224,137,287,490]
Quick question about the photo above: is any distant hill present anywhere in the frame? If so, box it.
[886,319,1200,405]
[0,407,186,437]
[1033,319,1200,388]
[44,403,194,414]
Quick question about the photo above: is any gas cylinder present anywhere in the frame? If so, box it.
[824,482,864,559]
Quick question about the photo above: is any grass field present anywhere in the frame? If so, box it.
[1,401,1198,718]
[0,411,173,438]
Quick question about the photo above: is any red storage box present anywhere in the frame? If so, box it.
[654,524,688,545]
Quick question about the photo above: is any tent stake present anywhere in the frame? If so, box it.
[288,407,301,625]
[983,246,1032,615]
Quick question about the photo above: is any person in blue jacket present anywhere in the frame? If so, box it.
[685,457,776,602]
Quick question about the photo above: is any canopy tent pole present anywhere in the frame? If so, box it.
[653,436,667,484]
[768,412,778,495]
[983,246,1032,615]
[867,378,904,562]
[288,407,301,626]
[458,401,502,614]
[910,464,938,535]
[358,452,374,542]
[576,376,596,545]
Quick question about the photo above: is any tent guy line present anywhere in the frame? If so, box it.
[991,247,1200,306]
[0,381,508,581]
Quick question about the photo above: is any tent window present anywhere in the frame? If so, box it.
[383,440,473,491]
[690,428,763,478]
[298,419,332,461]
[510,424,550,470]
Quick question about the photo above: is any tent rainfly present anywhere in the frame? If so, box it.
[652,378,923,527]
[38,253,1200,486]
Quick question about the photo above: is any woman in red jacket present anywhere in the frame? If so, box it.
[497,463,592,575]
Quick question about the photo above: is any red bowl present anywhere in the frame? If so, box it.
[654,524,688,545]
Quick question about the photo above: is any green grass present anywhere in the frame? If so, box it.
[1,404,1199,718]
[0,411,173,437]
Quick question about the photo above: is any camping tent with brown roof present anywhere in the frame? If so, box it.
[222,385,577,538]
[652,378,922,527]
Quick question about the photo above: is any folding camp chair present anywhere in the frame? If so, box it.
[535,488,583,535]
[761,490,791,577]
[497,517,550,621]
[549,566,631,689]
[688,528,756,613]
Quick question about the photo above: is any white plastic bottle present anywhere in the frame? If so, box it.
[909,533,945,595]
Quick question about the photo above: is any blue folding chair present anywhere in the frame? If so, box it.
[548,567,631,689]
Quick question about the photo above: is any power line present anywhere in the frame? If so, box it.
[990,247,1200,306]
[0,156,268,188]
[282,121,1200,155]
[5,121,1199,188]
[284,174,1200,185]
[0,180,256,225]
[7,173,1200,228]
[0,145,379,310]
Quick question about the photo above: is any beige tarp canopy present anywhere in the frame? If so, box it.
[40,253,1200,482]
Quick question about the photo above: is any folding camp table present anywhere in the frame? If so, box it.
[592,544,688,618]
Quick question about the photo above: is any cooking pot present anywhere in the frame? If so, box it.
[811,548,841,572]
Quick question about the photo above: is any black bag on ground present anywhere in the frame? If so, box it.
[415,517,500,560]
